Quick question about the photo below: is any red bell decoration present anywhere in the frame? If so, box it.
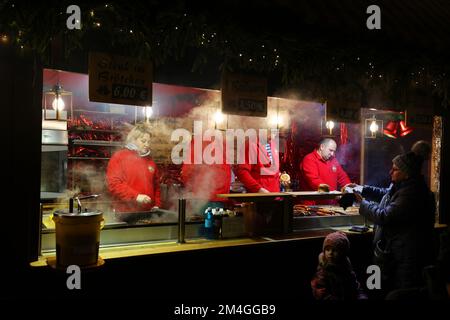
[399,120,413,137]
[383,120,398,138]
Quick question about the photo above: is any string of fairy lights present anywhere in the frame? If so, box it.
[1,1,449,104]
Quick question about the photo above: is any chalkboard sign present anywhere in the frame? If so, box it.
[408,108,433,128]
[326,98,361,123]
[89,52,152,106]
[221,72,267,117]
[406,95,434,128]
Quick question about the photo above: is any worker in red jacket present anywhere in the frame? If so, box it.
[233,133,282,235]
[181,138,232,205]
[106,123,161,216]
[299,138,351,204]
[234,134,280,193]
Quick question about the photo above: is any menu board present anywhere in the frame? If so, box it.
[408,108,434,128]
[89,52,152,106]
[325,98,361,123]
[221,72,267,117]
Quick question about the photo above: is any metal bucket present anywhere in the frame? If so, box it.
[52,210,103,268]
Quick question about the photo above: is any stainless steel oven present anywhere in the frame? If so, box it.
[40,127,68,200]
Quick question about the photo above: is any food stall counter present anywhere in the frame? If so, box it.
[30,226,371,268]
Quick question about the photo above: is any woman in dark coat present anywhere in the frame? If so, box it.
[354,148,435,295]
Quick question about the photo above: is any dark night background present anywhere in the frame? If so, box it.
[1,0,449,311]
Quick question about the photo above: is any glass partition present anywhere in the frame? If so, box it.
[39,68,440,253]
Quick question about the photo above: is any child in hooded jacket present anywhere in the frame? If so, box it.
[311,231,367,300]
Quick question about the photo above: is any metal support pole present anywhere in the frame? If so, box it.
[178,198,186,243]
[282,196,293,234]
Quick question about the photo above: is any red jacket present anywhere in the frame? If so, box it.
[299,150,350,204]
[106,149,161,213]
[234,139,280,193]
[181,140,231,202]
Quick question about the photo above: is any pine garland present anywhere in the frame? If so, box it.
[1,0,449,109]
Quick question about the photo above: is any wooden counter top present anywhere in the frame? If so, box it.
[30,226,372,268]
[30,237,267,268]
[217,191,343,200]
[217,192,287,198]
[286,191,343,199]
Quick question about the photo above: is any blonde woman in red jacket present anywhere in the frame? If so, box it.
[106,123,161,217]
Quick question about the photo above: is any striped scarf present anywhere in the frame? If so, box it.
[265,143,273,163]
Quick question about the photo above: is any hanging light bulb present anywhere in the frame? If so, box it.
[213,110,224,129]
[369,120,379,134]
[143,105,153,121]
[44,83,71,121]
[369,120,378,133]
[1,34,9,43]
[365,115,383,139]
[325,120,335,135]
[269,99,284,129]
[269,114,283,129]
[52,84,65,111]
[276,114,283,128]
[52,96,65,111]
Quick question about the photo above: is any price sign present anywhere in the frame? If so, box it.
[89,52,152,106]
[406,95,434,128]
[111,84,149,100]
[221,72,267,117]
[408,107,434,128]
[326,98,361,123]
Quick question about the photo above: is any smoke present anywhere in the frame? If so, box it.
[67,161,116,222]
[161,185,210,218]
[147,211,178,223]
[180,93,294,131]
[49,161,115,223]
[181,166,229,217]
[55,187,81,206]
[271,88,320,105]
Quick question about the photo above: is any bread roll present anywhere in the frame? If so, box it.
[318,184,330,193]
[280,173,290,183]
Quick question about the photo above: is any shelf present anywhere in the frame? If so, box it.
[286,191,343,200]
[69,128,121,133]
[73,109,128,116]
[217,191,344,201]
[72,140,123,146]
[218,192,287,198]
[68,157,110,160]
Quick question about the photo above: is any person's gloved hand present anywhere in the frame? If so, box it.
[341,183,363,194]
[258,187,270,193]
[136,194,151,204]
[341,183,357,192]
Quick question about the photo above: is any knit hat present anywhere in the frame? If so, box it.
[323,232,350,255]
[411,140,431,161]
[392,151,422,177]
